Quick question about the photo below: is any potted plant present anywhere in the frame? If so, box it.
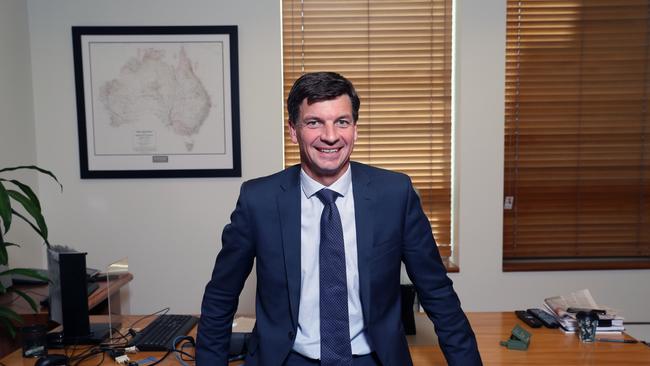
[0,165,61,337]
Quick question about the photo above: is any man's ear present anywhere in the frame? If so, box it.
[289,121,298,144]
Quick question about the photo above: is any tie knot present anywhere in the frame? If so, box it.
[315,188,340,205]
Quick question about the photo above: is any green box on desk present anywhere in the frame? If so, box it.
[500,324,531,351]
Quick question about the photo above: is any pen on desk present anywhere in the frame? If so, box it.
[596,338,638,344]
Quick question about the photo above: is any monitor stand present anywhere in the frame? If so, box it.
[63,323,117,345]
[47,322,119,348]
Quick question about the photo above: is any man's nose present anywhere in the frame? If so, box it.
[320,122,338,142]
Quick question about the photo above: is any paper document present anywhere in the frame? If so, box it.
[543,289,624,333]
[544,289,599,319]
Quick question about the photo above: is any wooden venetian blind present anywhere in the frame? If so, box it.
[504,0,650,271]
[283,0,453,259]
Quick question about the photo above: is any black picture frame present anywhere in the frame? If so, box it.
[72,26,240,178]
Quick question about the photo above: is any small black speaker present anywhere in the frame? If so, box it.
[400,284,417,335]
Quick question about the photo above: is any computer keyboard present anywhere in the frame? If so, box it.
[129,314,198,351]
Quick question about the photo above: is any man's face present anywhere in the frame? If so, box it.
[289,94,358,186]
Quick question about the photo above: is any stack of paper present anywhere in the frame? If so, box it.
[543,289,625,333]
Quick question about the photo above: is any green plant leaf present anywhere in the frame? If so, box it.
[0,183,11,234]
[9,288,39,312]
[7,190,48,240]
[0,165,59,339]
[0,305,22,323]
[10,209,49,246]
[0,165,62,192]
[0,268,48,282]
[5,179,41,211]
[0,242,19,266]
[0,305,23,338]
[0,315,17,338]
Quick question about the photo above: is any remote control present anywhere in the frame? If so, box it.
[515,310,542,328]
[527,308,560,328]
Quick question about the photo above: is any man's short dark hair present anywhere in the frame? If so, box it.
[287,71,361,125]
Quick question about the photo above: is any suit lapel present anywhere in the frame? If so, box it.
[351,163,375,323]
[278,166,302,328]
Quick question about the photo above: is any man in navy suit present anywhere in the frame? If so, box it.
[196,72,481,365]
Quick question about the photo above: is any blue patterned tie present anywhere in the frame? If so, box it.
[316,188,352,366]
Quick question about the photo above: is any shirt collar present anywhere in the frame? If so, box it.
[300,164,352,199]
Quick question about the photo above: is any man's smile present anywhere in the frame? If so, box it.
[317,147,341,153]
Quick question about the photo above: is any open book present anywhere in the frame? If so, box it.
[543,289,624,333]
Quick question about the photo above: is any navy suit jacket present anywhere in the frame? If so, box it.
[196,162,481,366]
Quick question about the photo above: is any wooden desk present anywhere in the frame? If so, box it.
[411,312,650,365]
[0,273,133,358]
[2,312,649,365]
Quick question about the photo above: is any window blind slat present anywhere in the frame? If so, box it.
[503,0,650,271]
[283,0,453,259]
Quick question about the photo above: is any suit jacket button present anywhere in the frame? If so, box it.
[288,331,294,339]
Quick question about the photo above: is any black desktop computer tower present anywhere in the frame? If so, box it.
[58,252,91,338]
[47,249,111,345]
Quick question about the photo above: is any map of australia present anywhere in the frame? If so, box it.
[98,46,212,152]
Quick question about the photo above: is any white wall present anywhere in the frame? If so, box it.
[0,0,42,269]
[16,0,650,326]
[26,0,282,315]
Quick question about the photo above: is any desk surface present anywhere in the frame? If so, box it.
[413,312,650,365]
[2,312,649,365]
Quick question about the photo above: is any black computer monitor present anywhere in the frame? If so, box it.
[47,247,112,345]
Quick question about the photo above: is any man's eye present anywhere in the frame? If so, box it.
[335,120,351,127]
[304,120,321,128]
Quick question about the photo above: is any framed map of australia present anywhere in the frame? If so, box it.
[72,26,240,178]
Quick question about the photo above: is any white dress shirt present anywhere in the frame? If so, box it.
[292,165,372,358]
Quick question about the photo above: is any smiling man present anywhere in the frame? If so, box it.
[289,89,357,186]
[196,72,482,366]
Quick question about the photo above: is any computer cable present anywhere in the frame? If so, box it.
[127,307,171,332]
[96,328,137,365]
[60,328,130,366]
[139,350,172,366]
[69,346,105,366]
[63,335,119,363]
[64,342,104,366]
[63,342,96,363]
[172,335,196,366]
[176,348,196,362]
[79,351,104,366]
[101,326,131,347]
[175,349,196,363]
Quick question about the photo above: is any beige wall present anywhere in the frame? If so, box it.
[0,0,42,269]
[5,0,648,326]
[26,0,282,314]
